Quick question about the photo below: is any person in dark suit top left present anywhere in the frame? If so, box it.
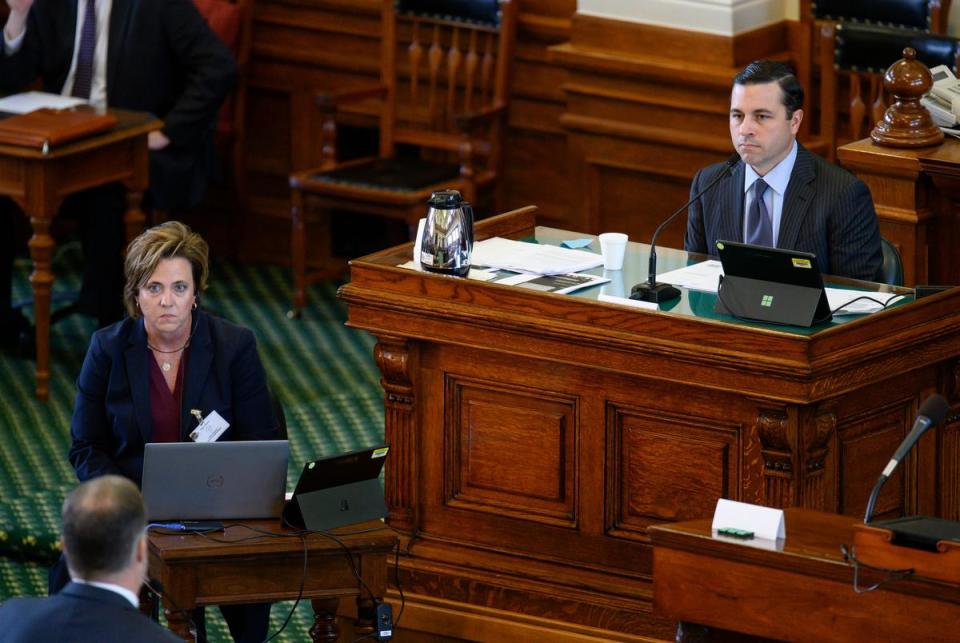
[0,0,237,336]
[55,221,280,643]
[0,475,181,643]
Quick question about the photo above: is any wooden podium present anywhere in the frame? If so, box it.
[339,207,960,640]
[838,136,960,288]
[650,508,960,642]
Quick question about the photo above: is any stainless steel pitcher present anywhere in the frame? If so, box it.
[420,189,474,277]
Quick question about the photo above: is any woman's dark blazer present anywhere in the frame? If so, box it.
[69,309,279,486]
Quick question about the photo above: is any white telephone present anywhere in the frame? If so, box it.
[922,65,960,127]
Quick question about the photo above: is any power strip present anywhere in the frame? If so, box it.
[375,602,393,641]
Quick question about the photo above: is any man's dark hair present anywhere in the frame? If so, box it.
[734,60,804,118]
[61,476,146,580]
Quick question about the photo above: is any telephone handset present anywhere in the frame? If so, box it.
[922,65,960,127]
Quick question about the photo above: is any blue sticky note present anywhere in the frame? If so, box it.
[561,238,593,249]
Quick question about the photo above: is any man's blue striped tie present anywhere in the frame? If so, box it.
[71,0,97,99]
[745,178,772,247]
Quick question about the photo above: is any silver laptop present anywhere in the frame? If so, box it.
[142,440,289,521]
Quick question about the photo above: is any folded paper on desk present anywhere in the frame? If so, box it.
[0,91,88,114]
[496,272,609,294]
[471,237,603,275]
[0,107,118,150]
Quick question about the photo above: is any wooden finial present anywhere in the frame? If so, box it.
[871,47,944,148]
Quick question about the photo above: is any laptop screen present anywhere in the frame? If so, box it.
[715,240,831,326]
[142,440,289,521]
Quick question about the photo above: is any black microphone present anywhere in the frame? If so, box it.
[864,394,951,523]
[631,152,741,303]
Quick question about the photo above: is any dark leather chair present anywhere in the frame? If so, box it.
[820,22,960,156]
[799,0,952,150]
[287,0,518,316]
[812,0,951,31]
[879,236,905,286]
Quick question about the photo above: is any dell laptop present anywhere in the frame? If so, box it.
[142,440,289,521]
[715,240,831,327]
[283,444,389,531]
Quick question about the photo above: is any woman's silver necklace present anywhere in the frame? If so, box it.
[148,340,190,372]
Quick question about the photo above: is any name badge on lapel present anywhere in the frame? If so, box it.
[189,410,229,442]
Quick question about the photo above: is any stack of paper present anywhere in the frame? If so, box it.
[0,91,88,114]
[471,237,603,275]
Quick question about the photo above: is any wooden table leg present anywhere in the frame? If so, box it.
[309,597,340,642]
[124,189,147,243]
[289,188,307,318]
[27,210,57,400]
[164,604,196,642]
[354,594,376,637]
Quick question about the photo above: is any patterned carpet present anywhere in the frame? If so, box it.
[0,242,384,641]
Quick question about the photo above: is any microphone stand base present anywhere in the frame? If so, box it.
[630,281,681,303]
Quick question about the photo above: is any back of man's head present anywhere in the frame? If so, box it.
[734,60,804,117]
[61,475,146,581]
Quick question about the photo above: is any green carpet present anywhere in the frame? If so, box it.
[0,242,385,641]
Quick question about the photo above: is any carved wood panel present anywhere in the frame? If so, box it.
[444,375,578,527]
[836,400,914,520]
[606,404,741,540]
[374,336,417,531]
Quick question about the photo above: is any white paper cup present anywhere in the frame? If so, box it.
[598,233,628,271]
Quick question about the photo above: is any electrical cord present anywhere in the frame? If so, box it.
[141,577,199,638]
[153,519,402,642]
[840,543,915,593]
[828,294,904,315]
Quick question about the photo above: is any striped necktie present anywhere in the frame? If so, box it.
[745,178,772,247]
[71,0,97,99]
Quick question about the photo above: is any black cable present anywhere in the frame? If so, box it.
[829,294,904,315]
[262,531,308,643]
[141,577,200,637]
[841,543,915,593]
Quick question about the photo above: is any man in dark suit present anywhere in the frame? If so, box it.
[684,60,882,281]
[0,0,236,336]
[0,475,180,643]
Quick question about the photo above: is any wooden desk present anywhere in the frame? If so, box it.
[338,207,960,640]
[649,508,960,642]
[0,109,159,399]
[147,521,397,642]
[838,137,960,287]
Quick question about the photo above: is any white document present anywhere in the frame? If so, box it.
[412,218,426,268]
[656,260,724,293]
[712,498,785,541]
[471,237,603,275]
[597,292,658,310]
[0,91,88,114]
[495,272,609,294]
[826,288,905,315]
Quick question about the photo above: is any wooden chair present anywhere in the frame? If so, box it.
[799,0,952,153]
[819,22,960,156]
[287,0,518,316]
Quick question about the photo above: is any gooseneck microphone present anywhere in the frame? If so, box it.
[864,394,951,523]
[631,152,741,303]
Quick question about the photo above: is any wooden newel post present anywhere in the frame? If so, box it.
[871,47,944,148]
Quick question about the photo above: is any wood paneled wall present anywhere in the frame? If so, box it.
[240,2,810,261]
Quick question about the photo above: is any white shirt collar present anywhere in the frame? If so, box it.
[744,139,798,196]
[72,578,140,608]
